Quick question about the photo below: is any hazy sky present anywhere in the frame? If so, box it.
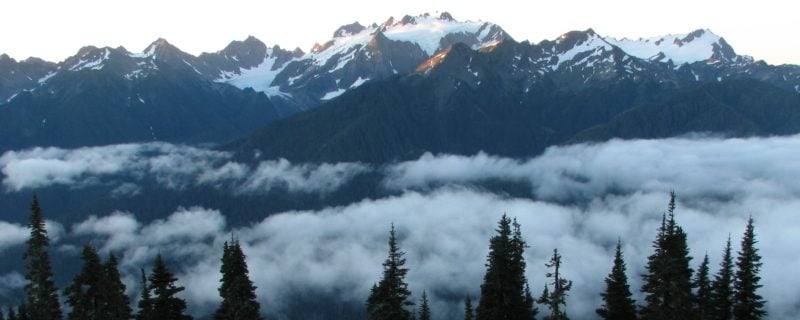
[2,0,798,65]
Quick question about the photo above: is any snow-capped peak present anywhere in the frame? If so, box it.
[605,29,737,64]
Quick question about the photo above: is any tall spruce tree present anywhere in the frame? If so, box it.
[476,215,535,320]
[366,224,413,320]
[6,308,15,320]
[64,245,104,320]
[463,295,474,320]
[22,195,62,320]
[149,254,192,320]
[136,268,154,320]
[214,240,262,320]
[640,192,695,320]
[596,240,637,320]
[102,253,132,320]
[693,254,712,320]
[732,217,766,320]
[417,291,431,320]
[710,237,734,320]
[538,248,572,320]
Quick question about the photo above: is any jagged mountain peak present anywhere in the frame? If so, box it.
[0,53,13,63]
[334,22,366,38]
[605,28,738,64]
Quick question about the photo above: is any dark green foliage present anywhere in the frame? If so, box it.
[6,308,14,320]
[538,249,572,320]
[64,245,104,320]
[22,195,63,320]
[476,215,536,320]
[102,253,133,320]
[640,192,695,320]
[693,254,712,320]
[214,240,262,320]
[733,217,766,320]
[463,296,474,320]
[136,268,154,320]
[710,238,734,320]
[366,224,413,320]
[417,291,430,320]
[597,240,637,320]
[148,254,192,320]
[1,307,4,320]
[16,304,28,320]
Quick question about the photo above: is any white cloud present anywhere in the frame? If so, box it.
[0,221,28,252]
[2,135,800,319]
[0,143,368,195]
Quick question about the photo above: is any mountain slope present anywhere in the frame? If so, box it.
[229,39,800,163]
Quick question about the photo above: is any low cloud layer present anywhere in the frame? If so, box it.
[1,135,799,319]
[0,143,367,195]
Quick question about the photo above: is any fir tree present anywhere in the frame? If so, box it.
[732,217,766,320]
[149,254,192,320]
[640,192,695,320]
[101,253,132,320]
[463,295,474,320]
[6,308,15,320]
[64,245,104,320]
[417,291,430,320]
[596,240,637,320]
[1,308,5,320]
[693,254,712,320]
[16,304,29,320]
[366,224,413,320]
[22,195,62,320]
[538,248,572,320]
[214,240,262,320]
[135,269,154,320]
[476,215,535,320]
[710,237,734,320]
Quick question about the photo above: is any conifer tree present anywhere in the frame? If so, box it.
[710,237,734,320]
[417,291,430,320]
[16,304,29,320]
[136,269,154,320]
[538,248,572,320]
[64,245,104,320]
[102,253,132,320]
[640,192,695,320]
[596,240,637,320]
[732,217,766,320]
[693,254,712,320]
[22,195,62,320]
[1,308,5,320]
[214,239,262,320]
[476,215,535,320]
[463,295,474,320]
[366,224,413,320]
[6,308,15,320]
[149,254,192,320]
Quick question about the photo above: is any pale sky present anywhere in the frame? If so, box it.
[2,0,798,65]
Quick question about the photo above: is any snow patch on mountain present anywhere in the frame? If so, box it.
[216,51,292,97]
[69,48,110,71]
[321,88,347,100]
[555,34,612,70]
[606,29,724,64]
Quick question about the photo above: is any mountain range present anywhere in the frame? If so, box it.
[1,12,799,158]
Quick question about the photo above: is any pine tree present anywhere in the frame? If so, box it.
[596,240,637,320]
[640,192,695,320]
[463,295,474,320]
[16,304,29,320]
[136,268,154,320]
[1,308,5,320]
[22,195,63,320]
[710,237,734,320]
[693,254,712,320]
[476,215,535,320]
[366,224,413,320]
[64,245,104,320]
[149,254,192,320]
[417,291,431,320]
[732,217,766,320]
[101,253,132,320]
[214,240,262,320]
[6,307,15,320]
[538,249,572,320]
